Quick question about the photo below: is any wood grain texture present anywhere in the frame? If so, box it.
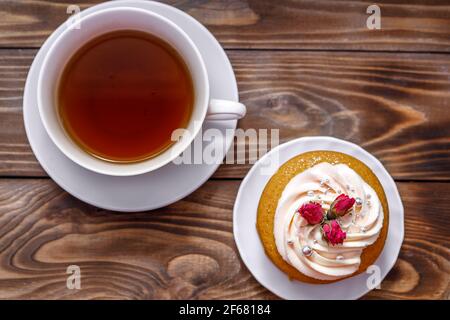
[0,179,447,299]
[1,49,450,180]
[1,1,449,300]
[0,49,43,176]
[0,0,450,51]
[216,50,450,180]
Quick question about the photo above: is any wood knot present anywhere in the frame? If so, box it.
[382,259,420,293]
[262,94,310,130]
[262,93,358,137]
[167,254,220,286]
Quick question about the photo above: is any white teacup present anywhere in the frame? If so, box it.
[38,7,246,176]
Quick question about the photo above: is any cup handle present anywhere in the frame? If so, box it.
[206,99,246,121]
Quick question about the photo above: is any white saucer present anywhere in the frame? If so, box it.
[23,0,238,212]
[233,136,404,300]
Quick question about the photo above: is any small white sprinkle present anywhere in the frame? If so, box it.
[336,255,344,261]
[307,190,314,197]
[313,240,318,245]
[287,239,294,245]
[360,226,366,233]
[302,246,313,256]
[367,200,371,206]
[355,197,363,206]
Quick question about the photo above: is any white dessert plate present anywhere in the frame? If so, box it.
[233,136,404,300]
[23,0,238,211]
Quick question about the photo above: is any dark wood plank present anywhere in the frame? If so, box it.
[0,49,43,176]
[0,0,450,51]
[0,179,447,299]
[1,49,450,180]
[216,50,450,180]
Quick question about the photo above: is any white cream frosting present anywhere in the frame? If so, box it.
[274,162,383,281]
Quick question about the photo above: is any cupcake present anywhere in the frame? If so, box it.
[257,151,389,284]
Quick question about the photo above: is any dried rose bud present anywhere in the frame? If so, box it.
[322,220,346,245]
[298,202,324,225]
[327,194,355,220]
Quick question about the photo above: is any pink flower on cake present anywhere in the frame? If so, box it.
[298,202,324,225]
[322,220,346,245]
[327,194,355,219]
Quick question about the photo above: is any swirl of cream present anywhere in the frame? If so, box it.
[273,162,384,281]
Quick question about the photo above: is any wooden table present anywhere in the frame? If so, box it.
[0,0,449,300]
